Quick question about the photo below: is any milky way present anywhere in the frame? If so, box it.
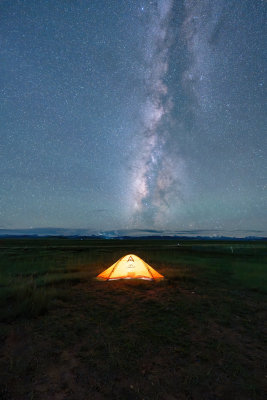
[182,0,224,113]
[131,0,187,227]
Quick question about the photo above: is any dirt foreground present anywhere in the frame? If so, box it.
[0,239,266,399]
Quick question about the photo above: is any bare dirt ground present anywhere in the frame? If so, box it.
[1,276,266,400]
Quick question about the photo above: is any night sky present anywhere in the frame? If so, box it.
[1,0,266,235]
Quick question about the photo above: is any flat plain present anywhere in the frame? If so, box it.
[0,238,266,400]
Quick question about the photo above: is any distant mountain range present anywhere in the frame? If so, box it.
[0,228,266,240]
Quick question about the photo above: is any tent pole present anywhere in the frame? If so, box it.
[107,257,123,280]
[144,262,155,280]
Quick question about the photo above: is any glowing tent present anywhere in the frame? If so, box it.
[97,254,164,281]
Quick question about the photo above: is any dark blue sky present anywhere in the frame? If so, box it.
[1,0,266,235]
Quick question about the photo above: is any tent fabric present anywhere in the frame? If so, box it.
[97,254,164,281]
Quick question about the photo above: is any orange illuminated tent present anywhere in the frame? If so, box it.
[97,254,164,281]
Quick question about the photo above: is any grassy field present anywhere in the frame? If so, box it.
[0,238,266,400]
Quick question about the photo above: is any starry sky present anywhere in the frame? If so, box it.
[1,0,266,235]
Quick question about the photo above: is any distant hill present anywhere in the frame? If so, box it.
[0,228,266,240]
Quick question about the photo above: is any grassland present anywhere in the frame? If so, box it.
[0,238,266,400]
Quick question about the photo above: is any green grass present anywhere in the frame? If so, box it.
[0,238,266,399]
